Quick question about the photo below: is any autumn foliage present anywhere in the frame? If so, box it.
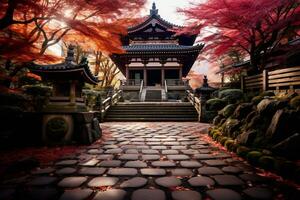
[179,0,300,70]
[0,0,146,62]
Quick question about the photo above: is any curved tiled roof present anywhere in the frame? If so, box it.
[30,61,99,85]
[123,44,204,53]
[128,3,182,33]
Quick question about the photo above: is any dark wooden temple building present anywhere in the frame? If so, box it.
[112,3,203,89]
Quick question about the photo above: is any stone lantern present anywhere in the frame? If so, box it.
[29,45,101,145]
[194,75,216,101]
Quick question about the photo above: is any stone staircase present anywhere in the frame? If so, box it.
[104,102,198,122]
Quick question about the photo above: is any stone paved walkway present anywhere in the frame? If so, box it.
[0,122,298,200]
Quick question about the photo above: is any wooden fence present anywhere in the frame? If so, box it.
[241,66,300,92]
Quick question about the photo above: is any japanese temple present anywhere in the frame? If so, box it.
[112,3,203,92]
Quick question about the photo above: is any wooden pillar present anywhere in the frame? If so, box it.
[143,65,147,86]
[70,81,76,104]
[262,69,268,91]
[221,72,224,87]
[241,75,245,91]
[161,64,165,86]
[179,67,182,80]
[125,65,129,81]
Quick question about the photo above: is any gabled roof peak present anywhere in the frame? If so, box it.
[150,2,159,16]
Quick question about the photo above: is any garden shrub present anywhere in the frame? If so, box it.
[246,151,263,165]
[219,89,244,104]
[206,98,227,111]
[236,146,250,158]
[23,85,52,96]
[0,92,27,107]
[258,156,276,170]
[23,85,52,111]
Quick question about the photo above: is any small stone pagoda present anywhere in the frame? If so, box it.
[30,46,101,145]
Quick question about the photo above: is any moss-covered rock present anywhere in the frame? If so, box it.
[219,89,244,104]
[274,159,295,177]
[266,109,300,143]
[246,151,263,165]
[220,104,236,118]
[224,139,235,150]
[237,146,250,158]
[233,103,254,119]
[261,91,275,97]
[245,111,257,124]
[258,156,276,170]
[236,130,257,146]
[212,131,222,140]
[272,133,300,159]
[251,96,264,105]
[257,99,287,117]
[222,118,240,137]
[206,98,227,111]
[290,96,300,109]
[213,115,224,126]
[220,137,229,145]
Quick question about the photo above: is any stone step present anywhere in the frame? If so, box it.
[104,117,198,122]
[104,102,198,122]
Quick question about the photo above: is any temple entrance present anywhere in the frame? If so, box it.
[165,69,180,79]
[147,69,161,86]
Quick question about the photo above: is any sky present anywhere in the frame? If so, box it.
[142,0,221,82]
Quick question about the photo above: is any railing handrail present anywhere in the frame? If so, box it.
[164,79,168,93]
[99,89,122,121]
[186,89,201,122]
[165,79,185,86]
[139,80,144,99]
[122,79,142,86]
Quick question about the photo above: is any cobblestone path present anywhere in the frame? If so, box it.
[0,122,298,200]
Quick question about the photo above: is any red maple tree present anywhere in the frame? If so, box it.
[179,0,300,71]
[0,0,146,62]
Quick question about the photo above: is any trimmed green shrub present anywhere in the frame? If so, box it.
[258,156,276,170]
[206,98,227,111]
[219,89,244,104]
[23,85,52,96]
[290,96,300,109]
[237,146,250,158]
[251,96,264,105]
[0,92,27,107]
[23,85,52,111]
[246,151,263,165]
